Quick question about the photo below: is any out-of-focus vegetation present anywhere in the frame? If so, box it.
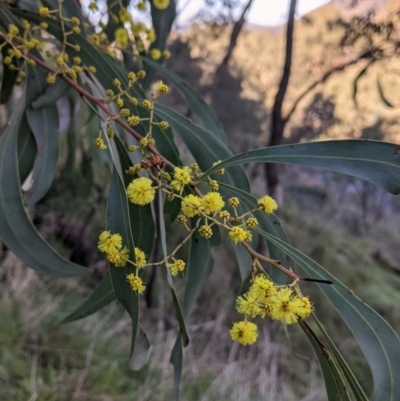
[168,0,400,154]
[2,0,400,400]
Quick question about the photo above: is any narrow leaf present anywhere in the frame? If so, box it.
[129,324,152,371]
[0,87,87,277]
[255,228,400,401]
[312,314,369,401]
[107,168,139,357]
[32,77,70,109]
[114,135,155,255]
[25,54,59,205]
[182,227,215,319]
[201,140,400,195]
[0,45,18,103]
[301,321,351,401]
[170,335,183,401]
[158,192,189,346]
[17,114,36,184]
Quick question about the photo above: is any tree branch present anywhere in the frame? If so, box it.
[215,0,254,72]
[265,0,297,197]
[284,50,376,124]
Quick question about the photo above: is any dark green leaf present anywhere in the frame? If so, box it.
[201,140,400,195]
[61,274,116,324]
[170,335,183,401]
[158,192,189,346]
[0,45,18,104]
[114,135,155,255]
[129,324,152,371]
[301,321,351,401]
[107,168,139,357]
[182,228,215,319]
[17,114,36,184]
[18,0,39,12]
[141,56,227,145]
[32,77,70,109]
[255,228,400,401]
[0,87,87,277]
[25,57,59,205]
[312,314,368,401]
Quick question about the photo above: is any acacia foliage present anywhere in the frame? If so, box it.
[0,2,400,400]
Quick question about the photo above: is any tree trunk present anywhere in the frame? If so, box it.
[266,0,297,200]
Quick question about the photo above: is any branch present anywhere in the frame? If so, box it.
[9,38,329,284]
[284,50,376,124]
[269,0,297,141]
[25,52,177,170]
[215,0,254,71]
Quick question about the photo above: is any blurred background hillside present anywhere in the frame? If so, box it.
[2,0,400,400]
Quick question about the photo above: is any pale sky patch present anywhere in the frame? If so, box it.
[176,0,330,27]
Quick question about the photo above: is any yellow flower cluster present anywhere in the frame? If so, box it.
[153,0,170,10]
[230,275,313,345]
[97,231,148,293]
[97,231,128,267]
[180,192,225,218]
[167,259,186,276]
[258,195,278,214]
[126,177,155,205]
[171,166,191,192]
[115,27,129,49]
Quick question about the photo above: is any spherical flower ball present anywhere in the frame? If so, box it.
[126,274,146,294]
[250,275,277,300]
[229,226,247,244]
[236,293,261,318]
[257,195,278,214]
[107,246,129,267]
[294,296,313,319]
[270,288,299,325]
[98,231,123,254]
[181,194,203,217]
[201,192,225,215]
[150,48,161,60]
[230,321,258,345]
[167,259,185,276]
[171,166,191,192]
[114,27,128,49]
[153,0,170,10]
[134,247,147,268]
[126,177,155,205]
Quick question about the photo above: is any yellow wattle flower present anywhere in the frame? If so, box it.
[257,195,278,214]
[114,27,129,49]
[153,0,170,10]
[126,177,155,205]
[230,321,258,345]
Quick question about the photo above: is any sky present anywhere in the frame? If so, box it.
[177,0,331,26]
